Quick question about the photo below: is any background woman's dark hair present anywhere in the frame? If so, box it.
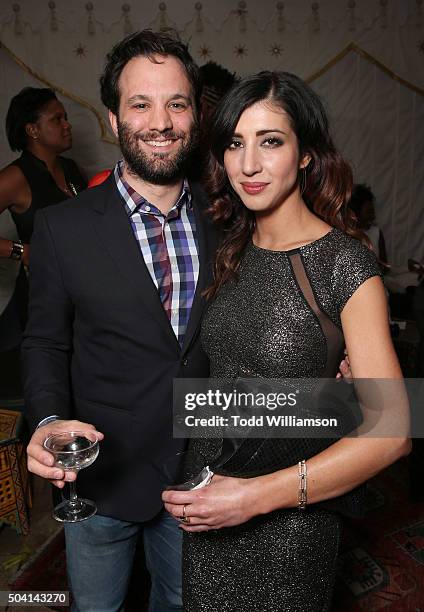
[6,87,57,152]
[348,183,375,216]
[205,70,359,297]
[199,61,238,104]
[100,29,201,116]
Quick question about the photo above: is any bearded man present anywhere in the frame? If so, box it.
[22,30,216,612]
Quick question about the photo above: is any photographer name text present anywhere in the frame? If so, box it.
[184,414,338,428]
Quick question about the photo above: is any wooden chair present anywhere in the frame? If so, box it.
[0,403,32,535]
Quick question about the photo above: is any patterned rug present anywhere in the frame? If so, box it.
[9,529,69,611]
[8,460,424,611]
[8,528,149,611]
[333,459,424,611]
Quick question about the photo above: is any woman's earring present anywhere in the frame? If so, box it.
[299,167,306,195]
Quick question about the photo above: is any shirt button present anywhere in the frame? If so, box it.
[171,264,178,271]
[182,358,188,366]
[172,309,178,316]
[144,205,151,212]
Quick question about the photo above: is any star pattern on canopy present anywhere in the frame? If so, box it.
[269,43,283,57]
[234,44,247,58]
[198,44,212,59]
[73,43,87,58]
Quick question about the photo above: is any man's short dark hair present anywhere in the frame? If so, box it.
[100,29,201,116]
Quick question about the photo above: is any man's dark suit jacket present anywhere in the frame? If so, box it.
[22,175,217,521]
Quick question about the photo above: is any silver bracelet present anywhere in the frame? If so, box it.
[9,240,24,261]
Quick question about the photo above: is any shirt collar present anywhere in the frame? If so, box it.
[114,160,192,217]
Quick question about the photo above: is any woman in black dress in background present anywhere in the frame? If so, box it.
[163,72,410,611]
[0,87,86,263]
[0,87,86,390]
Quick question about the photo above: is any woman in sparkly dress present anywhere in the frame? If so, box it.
[163,72,410,611]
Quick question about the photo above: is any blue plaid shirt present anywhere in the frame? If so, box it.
[114,161,199,345]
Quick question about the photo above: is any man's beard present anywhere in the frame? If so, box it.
[117,119,199,185]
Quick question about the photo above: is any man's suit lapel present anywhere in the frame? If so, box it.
[90,177,180,351]
[181,182,217,356]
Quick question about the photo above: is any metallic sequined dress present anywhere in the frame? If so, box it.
[182,229,380,612]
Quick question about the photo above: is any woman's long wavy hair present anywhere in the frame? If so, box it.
[205,71,360,298]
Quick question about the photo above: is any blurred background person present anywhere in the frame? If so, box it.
[0,87,86,260]
[199,61,238,128]
[348,183,389,272]
[198,61,238,174]
[0,87,86,396]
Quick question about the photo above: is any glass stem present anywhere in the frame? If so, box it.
[69,479,79,509]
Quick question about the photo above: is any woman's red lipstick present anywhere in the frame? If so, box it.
[240,182,268,195]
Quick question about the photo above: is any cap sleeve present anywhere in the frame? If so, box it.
[333,239,381,314]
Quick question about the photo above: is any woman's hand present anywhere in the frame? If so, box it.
[162,474,261,532]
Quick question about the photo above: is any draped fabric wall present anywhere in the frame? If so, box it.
[0,0,423,266]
